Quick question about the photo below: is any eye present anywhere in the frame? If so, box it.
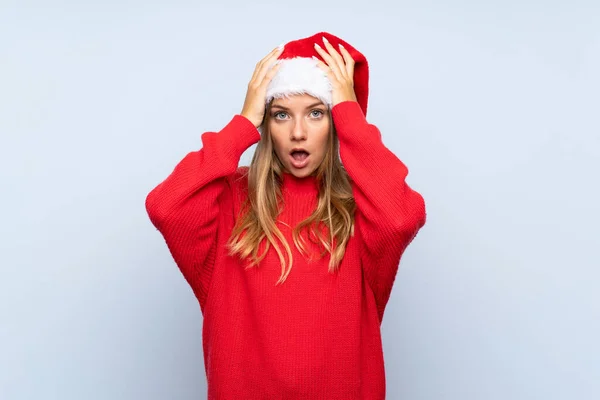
[273,111,288,120]
[310,110,324,118]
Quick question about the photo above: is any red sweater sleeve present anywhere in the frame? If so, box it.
[332,101,427,323]
[145,115,260,310]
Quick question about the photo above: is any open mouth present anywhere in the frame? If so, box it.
[289,150,310,168]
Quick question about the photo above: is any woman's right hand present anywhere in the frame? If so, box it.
[240,45,284,128]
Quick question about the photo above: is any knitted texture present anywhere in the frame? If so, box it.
[145,101,426,399]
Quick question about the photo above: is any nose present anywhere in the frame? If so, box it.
[290,118,307,140]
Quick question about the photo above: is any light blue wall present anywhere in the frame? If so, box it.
[2,1,598,399]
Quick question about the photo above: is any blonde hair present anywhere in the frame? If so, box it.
[226,100,356,284]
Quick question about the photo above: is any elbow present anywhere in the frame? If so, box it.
[413,190,427,229]
[389,189,426,239]
[145,186,167,230]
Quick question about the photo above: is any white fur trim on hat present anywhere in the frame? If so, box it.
[265,57,332,107]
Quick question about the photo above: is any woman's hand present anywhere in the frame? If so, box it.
[312,37,358,107]
[240,45,283,128]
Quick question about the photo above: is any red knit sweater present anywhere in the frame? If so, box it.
[145,101,426,399]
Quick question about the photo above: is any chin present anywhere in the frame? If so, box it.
[286,166,316,177]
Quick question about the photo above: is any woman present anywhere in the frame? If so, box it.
[146,32,426,399]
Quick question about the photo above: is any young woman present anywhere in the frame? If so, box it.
[146,32,426,399]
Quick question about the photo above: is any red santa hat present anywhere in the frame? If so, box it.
[266,32,370,116]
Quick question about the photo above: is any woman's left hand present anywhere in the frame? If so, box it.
[313,37,358,107]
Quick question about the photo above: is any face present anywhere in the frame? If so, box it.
[268,93,331,178]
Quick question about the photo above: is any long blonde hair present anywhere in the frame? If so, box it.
[225,100,357,284]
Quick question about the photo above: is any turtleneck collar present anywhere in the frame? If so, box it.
[281,171,319,195]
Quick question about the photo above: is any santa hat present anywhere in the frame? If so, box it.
[266,32,369,116]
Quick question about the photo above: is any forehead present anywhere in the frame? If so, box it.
[271,93,325,108]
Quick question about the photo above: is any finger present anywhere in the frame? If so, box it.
[321,37,347,78]
[258,60,283,88]
[312,56,337,84]
[251,46,283,82]
[254,46,283,75]
[338,44,355,82]
[250,47,278,81]
[253,49,283,86]
[255,60,281,88]
[314,43,344,82]
[311,55,329,70]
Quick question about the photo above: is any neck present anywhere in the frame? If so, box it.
[281,171,319,194]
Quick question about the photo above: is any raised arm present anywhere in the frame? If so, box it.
[146,45,283,311]
[145,116,259,310]
[313,38,427,323]
[332,101,426,323]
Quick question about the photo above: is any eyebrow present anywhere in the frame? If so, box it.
[271,102,325,111]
